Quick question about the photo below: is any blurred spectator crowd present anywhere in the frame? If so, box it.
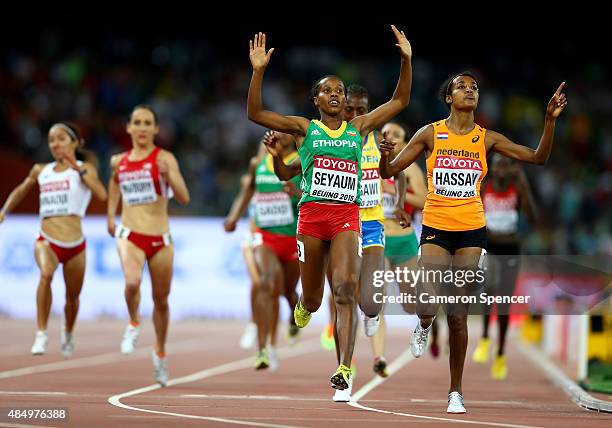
[1,31,610,255]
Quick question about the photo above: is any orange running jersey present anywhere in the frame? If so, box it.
[422,120,488,231]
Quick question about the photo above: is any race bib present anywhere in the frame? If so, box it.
[382,192,397,218]
[359,168,381,208]
[254,192,294,227]
[310,156,358,203]
[432,156,483,199]
[39,179,70,217]
[119,170,157,206]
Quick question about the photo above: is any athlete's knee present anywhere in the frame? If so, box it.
[124,275,142,293]
[333,279,357,306]
[447,315,467,333]
[258,272,276,293]
[65,290,80,305]
[152,293,169,311]
[39,269,54,284]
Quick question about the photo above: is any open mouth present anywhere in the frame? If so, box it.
[329,100,340,107]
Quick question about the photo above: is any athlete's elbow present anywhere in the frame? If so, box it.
[246,105,262,123]
[532,155,547,166]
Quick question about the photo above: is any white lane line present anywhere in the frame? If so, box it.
[0,337,216,380]
[349,402,545,428]
[0,391,67,396]
[108,339,321,428]
[180,394,338,402]
[350,347,414,402]
[408,399,528,405]
[348,348,543,428]
[516,340,612,413]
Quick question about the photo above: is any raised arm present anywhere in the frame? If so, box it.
[379,125,431,178]
[224,157,258,232]
[157,151,190,205]
[247,32,310,137]
[106,155,122,237]
[0,164,43,224]
[351,25,412,136]
[487,83,567,165]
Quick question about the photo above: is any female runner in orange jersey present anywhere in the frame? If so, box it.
[380,72,566,413]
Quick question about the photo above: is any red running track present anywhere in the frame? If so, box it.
[0,319,610,428]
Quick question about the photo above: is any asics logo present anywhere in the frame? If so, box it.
[425,235,436,240]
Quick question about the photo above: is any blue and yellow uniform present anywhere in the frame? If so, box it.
[359,131,385,249]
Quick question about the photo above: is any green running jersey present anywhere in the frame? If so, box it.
[298,120,362,206]
[254,152,301,236]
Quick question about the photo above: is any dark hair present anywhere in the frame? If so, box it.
[129,104,158,124]
[52,121,99,168]
[438,71,479,110]
[347,84,369,100]
[309,75,346,102]
[54,121,83,145]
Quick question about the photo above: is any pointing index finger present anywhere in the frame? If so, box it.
[554,82,566,96]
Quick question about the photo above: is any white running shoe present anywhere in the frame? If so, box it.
[333,376,353,402]
[447,391,466,413]
[61,328,74,358]
[240,322,257,349]
[31,330,48,355]
[268,346,279,372]
[151,350,168,387]
[121,323,141,355]
[363,313,380,337]
[410,319,433,358]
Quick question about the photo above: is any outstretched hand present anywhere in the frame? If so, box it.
[263,130,282,157]
[391,25,412,59]
[249,32,275,71]
[546,82,567,119]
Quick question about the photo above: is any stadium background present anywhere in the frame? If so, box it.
[0,24,610,391]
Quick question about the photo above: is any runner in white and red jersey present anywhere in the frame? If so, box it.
[107,105,190,387]
[0,122,107,357]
